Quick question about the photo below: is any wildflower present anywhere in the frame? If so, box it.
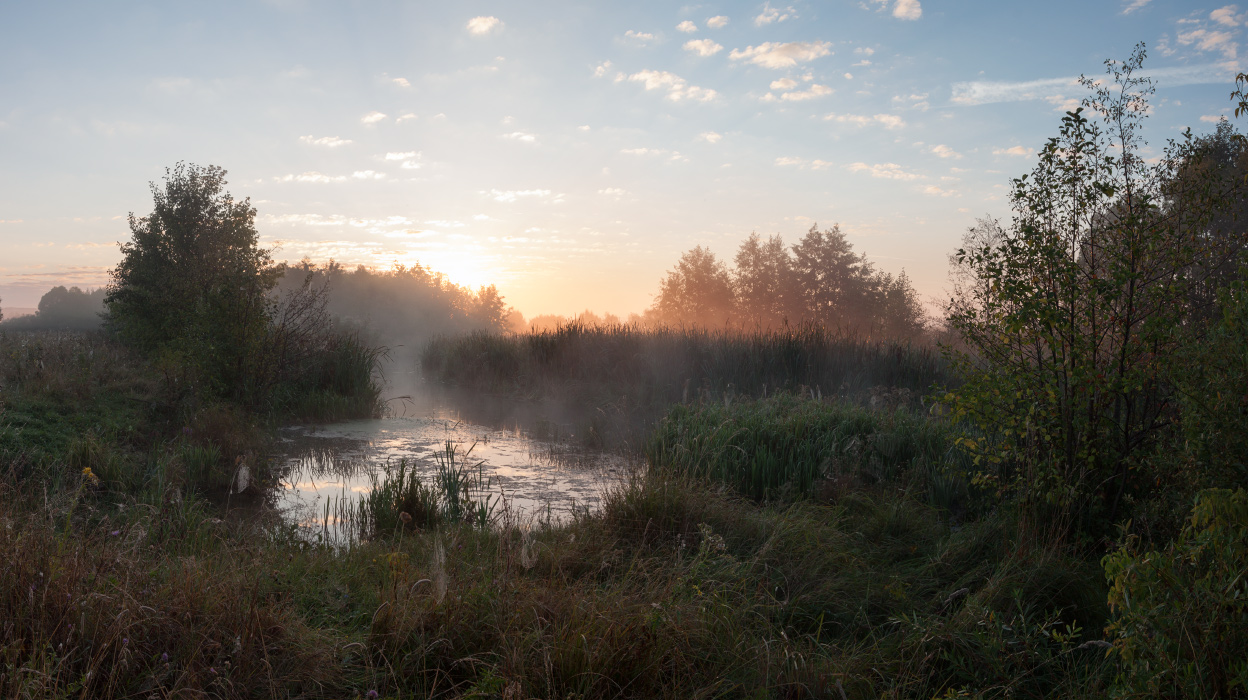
[81,467,99,486]
[161,652,169,662]
[182,426,193,436]
[368,692,380,699]
[399,511,412,525]
[122,638,128,646]
[110,530,120,536]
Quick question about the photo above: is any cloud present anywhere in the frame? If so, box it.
[928,144,962,159]
[593,60,613,78]
[774,157,833,169]
[893,0,922,20]
[277,172,348,184]
[598,187,628,197]
[771,78,797,90]
[780,84,833,101]
[847,162,920,180]
[824,112,906,129]
[1212,5,1242,26]
[299,135,352,148]
[392,77,410,88]
[707,15,729,28]
[952,63,1239,105]
[754,3,796,25]
[699,131,722,143]
[729,41,832,69]
[855,47,875,55]
[993,145,1031,156]
[397,113,418,123]
[502,131,537,143]
[384,151,419,160]
[1177,27,1238,59]
[624,29,657,42]
[684,39,723,56]
[628,69,718,102]
[1201,114,1229,122]
[360,111,388,125]
[400,160,422,170]
[922,185,957,197]
[677,20,697,32]
[467,16,502,35]
[352,170,386,180]
[1121,0,1151,13]
[620,147,667,156]
[892,93,930,111]
[487,189,554,202]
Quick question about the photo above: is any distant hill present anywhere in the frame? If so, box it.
[1,307,36,319]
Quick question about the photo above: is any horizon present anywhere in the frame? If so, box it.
[1,0,1242,316]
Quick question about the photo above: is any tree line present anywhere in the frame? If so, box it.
[647,225,927,338]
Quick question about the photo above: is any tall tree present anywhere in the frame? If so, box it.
[734,233,797,327]
[106,163,279,398]
[650,246,736,326]
[791,224,874,328]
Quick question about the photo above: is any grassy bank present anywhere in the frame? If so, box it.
[421,323,950,448]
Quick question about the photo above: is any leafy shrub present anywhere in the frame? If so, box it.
[1104,488,1248,698]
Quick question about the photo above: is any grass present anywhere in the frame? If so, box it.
[421,322,952,448]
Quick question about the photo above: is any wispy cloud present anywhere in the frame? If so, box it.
[684,39,723,56]
[1212,5,1243,26]
[992,145,1031,156]
[922,185,957,197]
[928,144,962,159]
[360,111,388,125]
[384,151,419,160]
[624,29,657,43]
[466,16,502,35]
[502,131,537,143]
[729,41,832,69]
[1200,114,1229,122]
[707,15,729,28]
[754,3,796,26]
[277,172,347,183]
[392,77,410,88]
[952,63,1240,105]
[487,189,556,202]
[775,84,833,101]
[893,0,922,20]
[628,70,718,102]
[775,157,833,169]
[352,170,386,180]
[1121,0,1152,14]
[699,131,722,143]
[676,20,697,33]
[299,135,352,148]
[824,112,906,129]
[847,162,920,180]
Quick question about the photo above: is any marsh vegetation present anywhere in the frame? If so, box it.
[1,48,1247,699]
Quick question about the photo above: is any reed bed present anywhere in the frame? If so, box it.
[422,322,952,447]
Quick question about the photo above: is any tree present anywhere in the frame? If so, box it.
[106,163,279,399]
[791,224,874,329]
[945,45,1246,526]
[734,233,798,328]
[650,246,736,326]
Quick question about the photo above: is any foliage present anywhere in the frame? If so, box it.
[1104,488,1248,698]
[943,46,1247,529]
[105,163,279,402]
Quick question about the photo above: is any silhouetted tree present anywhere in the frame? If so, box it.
[734,233,797,327]
[791,224,874,329]
[651,246,736,326]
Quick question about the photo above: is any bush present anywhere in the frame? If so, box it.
[1104,488,1248,698]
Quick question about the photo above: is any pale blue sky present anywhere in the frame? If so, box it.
[0,0,1241,315]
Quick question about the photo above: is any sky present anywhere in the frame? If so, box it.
[0,0,1242,316]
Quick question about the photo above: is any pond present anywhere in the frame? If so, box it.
[267,357,637,541]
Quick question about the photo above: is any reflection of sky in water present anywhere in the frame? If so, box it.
[274,414,633,539]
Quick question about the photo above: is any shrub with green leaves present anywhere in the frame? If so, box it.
[1103,488,1248,698]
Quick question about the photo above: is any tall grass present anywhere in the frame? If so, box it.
[422,322,952,446]
[354,442,498,539]
[647,392,958,501]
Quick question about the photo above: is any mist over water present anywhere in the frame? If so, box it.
[271,342,634,541]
